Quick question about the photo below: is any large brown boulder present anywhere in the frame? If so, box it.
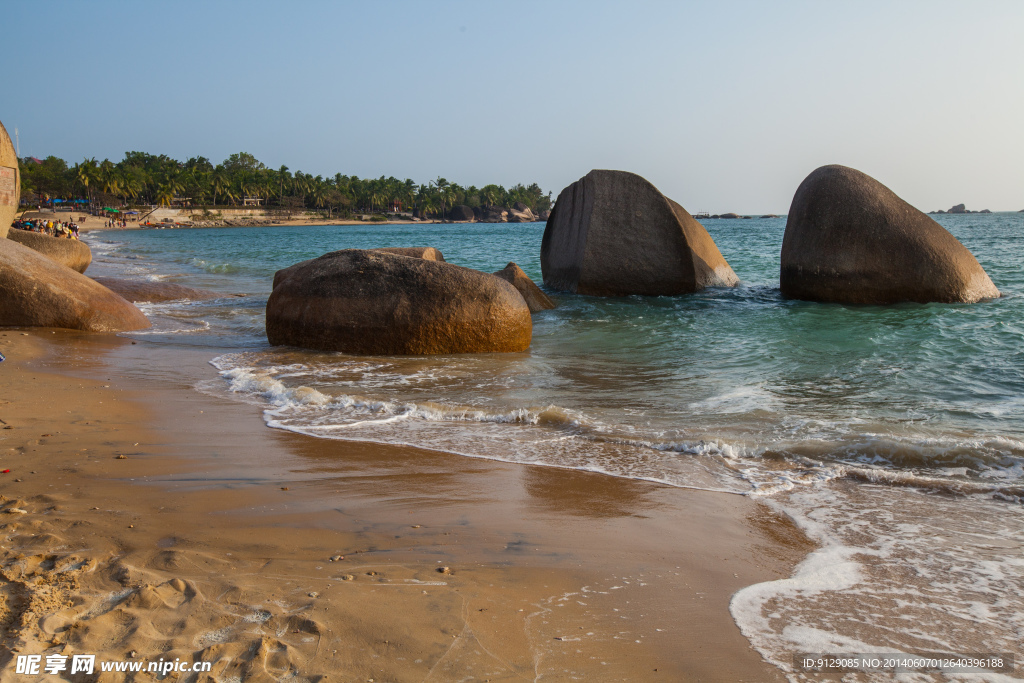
[541,170,739,296]
[508,204,537,223]
[0,120,19,240]
[6,229,92,273]
[0,239,150,332]
[482,207,508,223]
[493,262,555,313]
[272,247,446,290]
[448,205,475,221]
[90,277,224,303]
[780,165,1000,304]
[267,249,532,354]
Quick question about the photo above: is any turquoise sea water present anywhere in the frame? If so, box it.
[87,214,1024,679]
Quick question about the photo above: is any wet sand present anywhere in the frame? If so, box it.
[0,330,812,681]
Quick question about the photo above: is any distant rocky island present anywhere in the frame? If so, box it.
[930,204,991,215]
[698,213,781,220]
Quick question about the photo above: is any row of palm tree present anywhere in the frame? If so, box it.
[18,152,554,218]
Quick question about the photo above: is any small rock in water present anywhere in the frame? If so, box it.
[116,454,127,459]
[6,508,27,514]
[330,555,344,562]
[366,571,377,576]
[437,566,451,575]
[341,574,354,581]
[308,591,319,598]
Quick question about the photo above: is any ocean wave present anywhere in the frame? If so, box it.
[219,365,587,427]
[208,356,1024,502]
[189,258,240,274]
[130,319,212,336]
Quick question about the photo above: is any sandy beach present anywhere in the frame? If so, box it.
[0,330,811,681]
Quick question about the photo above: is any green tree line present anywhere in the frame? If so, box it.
[17,152,553,218]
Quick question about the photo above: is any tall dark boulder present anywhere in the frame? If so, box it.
[7,229,93,273]
[541,170,738,296]
[0,120,18,240]
[449,205,475,221]
[0,239,150,332]
[780,165,1000,304]
[267,249,532,355]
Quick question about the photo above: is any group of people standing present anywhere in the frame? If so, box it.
[11,218,81,239]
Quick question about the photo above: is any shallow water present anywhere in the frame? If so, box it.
[87,213,1024,679]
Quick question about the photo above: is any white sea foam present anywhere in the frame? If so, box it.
[731,486,1024,681]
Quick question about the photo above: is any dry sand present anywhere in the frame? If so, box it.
[0,331,812,681]
[17,210,443,233]
[75,216,442,233]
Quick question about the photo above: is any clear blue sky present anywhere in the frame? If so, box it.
[4,1,1022,212]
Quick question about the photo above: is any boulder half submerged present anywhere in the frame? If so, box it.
[781,165,1000,304]
[541,170,738,296]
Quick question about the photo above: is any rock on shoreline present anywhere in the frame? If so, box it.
[0,239,150,332]
[267,249,532,354]
[0,120,18,240]
[187,218,281,228]
[90,277,226,303]
[492,262,556,313]
[6,229,93,273]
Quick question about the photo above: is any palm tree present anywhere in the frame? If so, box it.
[74,160,99,208]
[210,168,229,207]
[118,171,142,204]
[310,180,327,213]
[99,159,119,197]
[277,165,289,204]
[156,183,174,206]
